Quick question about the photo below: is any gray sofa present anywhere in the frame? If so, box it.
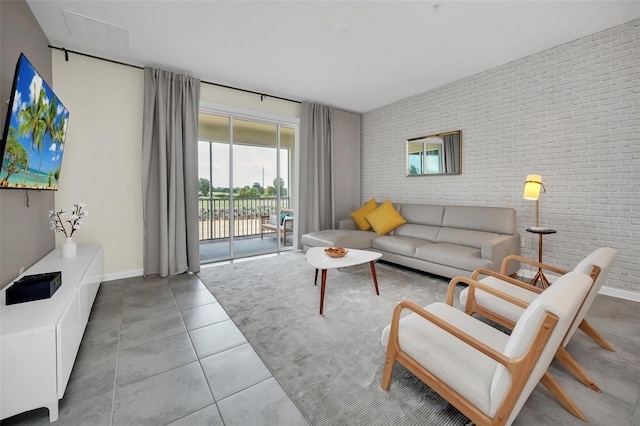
[302,203,521,278]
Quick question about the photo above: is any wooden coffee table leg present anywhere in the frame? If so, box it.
[314,268,318,285]
[369,261,380,295]
[320,269,327,314]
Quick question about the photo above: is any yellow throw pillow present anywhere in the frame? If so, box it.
[365,200,406,235]
[350,198,378,231]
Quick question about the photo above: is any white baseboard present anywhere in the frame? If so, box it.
[103,269,144,283]
[598,286,640,303]
[517,269,639,303]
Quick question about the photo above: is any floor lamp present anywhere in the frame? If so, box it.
[523,174,545,229]
[523,174,554,288]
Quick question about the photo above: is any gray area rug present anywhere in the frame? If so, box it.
[197,251,473,426]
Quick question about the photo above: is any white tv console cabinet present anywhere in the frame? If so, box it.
[0,244,103,422]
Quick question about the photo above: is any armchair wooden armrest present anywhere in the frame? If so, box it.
[500,254,569,277]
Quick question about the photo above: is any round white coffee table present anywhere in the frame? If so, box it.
[305,247,383,314]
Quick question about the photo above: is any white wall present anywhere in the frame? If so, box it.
[200,83,300,118]
[362,20,639,297]
[53,51,145,280]
[52,50,299,280]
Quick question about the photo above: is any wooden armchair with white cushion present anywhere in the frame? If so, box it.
[260,208,294,246]
[455,247,617,392]
[381,271,593,426]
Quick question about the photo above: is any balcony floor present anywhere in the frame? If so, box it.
[200,235,294,263]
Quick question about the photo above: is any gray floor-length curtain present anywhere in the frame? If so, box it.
[142,67,200,277]
[298,103,332,244]
[443,133,460,174]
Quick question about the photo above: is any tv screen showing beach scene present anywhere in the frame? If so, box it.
[0,53,69,190]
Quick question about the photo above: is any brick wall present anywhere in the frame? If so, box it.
[362,19,639,294]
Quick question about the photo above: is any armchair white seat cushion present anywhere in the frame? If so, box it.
[382,302,509,414]
[381,271,593,425]
[460,274,536,323]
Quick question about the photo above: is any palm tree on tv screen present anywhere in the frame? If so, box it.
[1,127,27,185]
[53,116,67,171]
[37,95,59,186]
[17,84,47,186]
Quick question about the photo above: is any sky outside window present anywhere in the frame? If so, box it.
[198,141,289,190]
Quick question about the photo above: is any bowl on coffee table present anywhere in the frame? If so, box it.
[324,247,348,258]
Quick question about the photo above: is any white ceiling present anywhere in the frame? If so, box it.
[27,1,640,113]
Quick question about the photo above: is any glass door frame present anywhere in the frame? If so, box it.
[199,102,300,261]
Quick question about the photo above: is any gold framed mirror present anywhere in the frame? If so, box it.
[406,130,462,176]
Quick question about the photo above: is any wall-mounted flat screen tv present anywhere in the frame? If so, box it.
[0,53,69,190]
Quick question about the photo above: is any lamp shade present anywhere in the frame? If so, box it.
[523,174,542,200]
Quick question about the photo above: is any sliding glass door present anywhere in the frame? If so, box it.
[198,110,297,263]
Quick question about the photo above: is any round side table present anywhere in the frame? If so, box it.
[526,228,557,288]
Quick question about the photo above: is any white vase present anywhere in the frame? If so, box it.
[61,237,77,259]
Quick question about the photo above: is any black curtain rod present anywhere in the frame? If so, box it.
[48,45,301,104]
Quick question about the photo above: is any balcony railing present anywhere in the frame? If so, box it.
[198,197,291,241]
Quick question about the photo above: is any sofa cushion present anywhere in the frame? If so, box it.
[365,200,407,235]
[397,204,445,227]
[415,243,492,272]
[393,223,440,242]
[350,198,378,231]
[443,205,516,235]
[301,229,378,249]
[437,227,501,249]
[372,235,433,257]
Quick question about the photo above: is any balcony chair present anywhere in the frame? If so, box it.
[454,247,617,393]
[260,208,294,246]
[381,271,594,426]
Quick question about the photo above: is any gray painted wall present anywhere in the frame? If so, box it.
[331,109,361,228]
[0,0,55,288]
[362,19,639,294]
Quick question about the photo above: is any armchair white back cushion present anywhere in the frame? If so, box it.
[490,271,592,424]
[564,247,617,345]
